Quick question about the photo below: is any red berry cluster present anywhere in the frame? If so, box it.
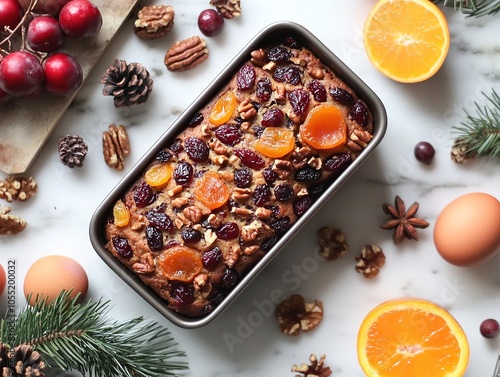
[0,0,102,102]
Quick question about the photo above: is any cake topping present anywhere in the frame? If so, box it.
[158,246,202,282]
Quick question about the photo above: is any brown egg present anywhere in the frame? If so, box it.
[434,192,500,266]
[24,255,88,305]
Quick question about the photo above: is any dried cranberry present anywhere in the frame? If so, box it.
[274,183,294,201]
[253,184,271,206]
[215,124,243,146]
[220,268,239,290]
[324,153,351,175]
[271,216,291,235]
[294,166,321,182]
[349,100,369,128]
[155,149,172,163]
[330,87,354,105]
[273,66,302,85]
[188,112,204,127]
[134,182,155,208]
[288,88,310,116]
[170,282,195,306]
[216,222,240,240]
[174,161,194,186]
[168,140,184,155]
[112,236,133,259]
[260,235,278,252]
[234,148,265,170]
[145,226,163,252]
[308,80,327,102]
[261,107,285,127]
[262,167,278,184]
[202,247,222,270]
[256,77,272,103]
[293,196,313,217]
[203,292,225,314]
[181,227,202,243]
[265,205,281,217]
[236,63,256,91]
[185,137,209,162]
[266,45,292,63]
[145,210,174,231]
[234,168,253,188]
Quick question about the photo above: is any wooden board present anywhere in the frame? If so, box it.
[0,0,140,175]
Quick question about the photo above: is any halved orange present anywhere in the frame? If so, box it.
[363,0,450,83]
[357,298,469,376]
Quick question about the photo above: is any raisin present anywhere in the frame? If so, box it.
[181,227,202,243]
[324,153,351,175]
[262,167,278,184]
[174,161,194,186]
[253,184,271,206]
[293,196,313,217]
[188,112,204,127]
[215,124,243,146]
[252,125,265,138]
[288,88,310,116]
[234,149,265,170]
[234,168,253,188]
[256,77,272,103]
[266,45,292,63]
[216,222,240,240]
[168,139,184,155]
[112,236,133,259]
[309,182,328,198]
[330,87,355,105]
[308,79,327,102]
[145,209,174,232]
[273,66,302,85]
[220,268,239,290]
[260,235,278,252]
[236,63,256,91]
[274,184,294,201]
[170,282,195,306]
[134,182,155,208]
[349,100,369,128]
[294,166,321,182]
[185,137,209,162]
[145,226,163,252]
[155,149,172,163]
[271,216,291,235]
[261,107,285,127]
[202,247,223,270]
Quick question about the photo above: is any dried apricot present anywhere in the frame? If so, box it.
[158,246,202,282]
[113,199,130,227]
[194,171,230,209]
[209,90,237,126]
[300,103,347,150]
[144,163,173,188]
[254,127,295,158]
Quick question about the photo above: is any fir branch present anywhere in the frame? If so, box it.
[452,89,500,159]
[432,0,500,16]
[1,291,188,377]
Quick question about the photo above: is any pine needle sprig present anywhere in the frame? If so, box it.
[452,89,500,160]
[432,0,500,16]
[2,291,188,377]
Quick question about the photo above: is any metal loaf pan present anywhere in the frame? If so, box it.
[89,21,387,329]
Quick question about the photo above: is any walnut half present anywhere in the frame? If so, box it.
[355,244,386,278]
[317,226,348,260]
[275,294,323,336]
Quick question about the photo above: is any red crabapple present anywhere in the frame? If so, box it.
[0,51,44,96]
[27,15,65,53]
[197,9,224,37]
[59,0,102,39]
[0,0,22,30]
[43,52,83,96]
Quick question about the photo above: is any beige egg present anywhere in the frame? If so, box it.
[434,192,500,266]
[24,255,88,305]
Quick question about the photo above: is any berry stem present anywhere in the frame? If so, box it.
[0,0,40,57]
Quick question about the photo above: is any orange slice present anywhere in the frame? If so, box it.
[363,0,450,83]
[357,298,469,377]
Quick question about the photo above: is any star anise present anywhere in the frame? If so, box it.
[380,195,429,244]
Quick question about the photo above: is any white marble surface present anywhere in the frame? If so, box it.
[1,0,500,376]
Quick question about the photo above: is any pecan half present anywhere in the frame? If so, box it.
[275,294,324,336]
[164,36,208,72]
[134,5,175,39]
[102,124,130,171]
[210,0,241,19]
[355,244,386,278]
[347,129,372,152]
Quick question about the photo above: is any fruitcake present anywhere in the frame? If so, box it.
[105,37,374,318]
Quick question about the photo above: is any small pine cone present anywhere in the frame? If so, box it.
[101,59,153,107]
[0,176,37,202]
[58,135,88,168]
[11,345,46,377]
[450,138,477,164]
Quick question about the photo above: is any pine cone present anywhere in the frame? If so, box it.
[0,344,46,377]
[101,59,153,107]
[58,135,88,168]
[0,176,37,202]
[450,138,477,164]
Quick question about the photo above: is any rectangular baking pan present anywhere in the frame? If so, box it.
[89,21,387,329]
